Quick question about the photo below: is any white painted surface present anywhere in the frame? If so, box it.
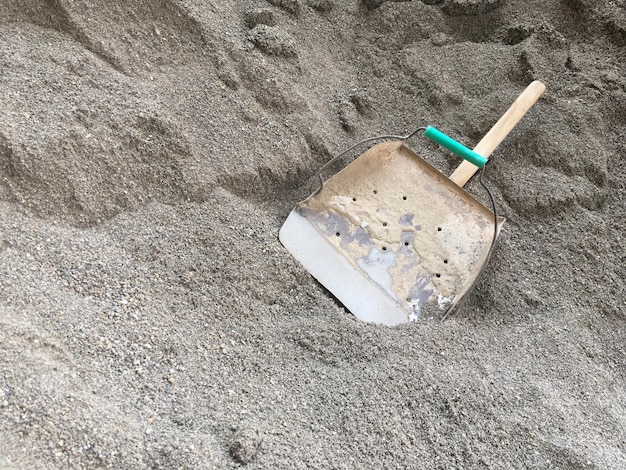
[279,210,408,326]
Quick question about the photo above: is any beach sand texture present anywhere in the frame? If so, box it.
[0,0,625,468]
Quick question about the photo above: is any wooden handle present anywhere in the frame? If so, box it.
[449,80,546,187]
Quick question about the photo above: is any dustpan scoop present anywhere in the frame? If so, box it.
[280,82,546,325]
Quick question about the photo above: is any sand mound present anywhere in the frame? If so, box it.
[1,0,624,468]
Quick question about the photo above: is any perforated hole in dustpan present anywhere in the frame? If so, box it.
[280,140,502,325]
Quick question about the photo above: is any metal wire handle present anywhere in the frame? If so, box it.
[441,165,499,321]
[309,126,426,195]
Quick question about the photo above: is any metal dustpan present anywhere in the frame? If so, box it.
[280,81,545,325]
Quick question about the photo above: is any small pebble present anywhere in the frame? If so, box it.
[229,425,262,464]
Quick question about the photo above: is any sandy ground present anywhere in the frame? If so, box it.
[0,0,625,468]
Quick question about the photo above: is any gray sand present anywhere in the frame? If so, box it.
[0,0,625,468]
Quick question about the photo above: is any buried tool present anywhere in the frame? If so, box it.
[280,81,546,325]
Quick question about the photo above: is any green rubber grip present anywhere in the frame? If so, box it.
[424,126,488,168]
